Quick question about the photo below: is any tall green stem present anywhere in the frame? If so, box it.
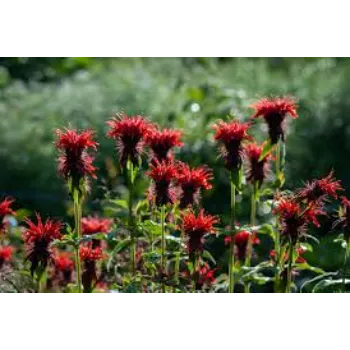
[244,182,258,293]
[127,161,136,276]
[342,240,349,292]
[228,176,236,293]
[286,241,293,293]
[160,205,166,292]
[73,191,83,293]
[274,140,282,293]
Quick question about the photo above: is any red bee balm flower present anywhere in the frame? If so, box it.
[0,246,13,269]
[176,162,213,208]
[54,252,74,284]
[298,171,343,203]
[213,120,251,171]
[182,210,218,255]
[251,97,298,144]
[225,231,260,261]
[147,160,178,206]
[274,198,325,244]
[0,197,15,233]
[23,214,63,275]
[145,128,183,163]
[195,263,216,289]
[106,114,153,167]
[80,245,104,293]
[82,216,113,248]
[56,129,98,192]
[245,143,271,187]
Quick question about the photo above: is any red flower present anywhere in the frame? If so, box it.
[225,231,260,261]
[147,160,178,206]
[244,142,271,186]
[0,197,15,233]
[182,210,218,255]
[334,196,350,237]
[251,97,298,144]
[274,198,324,244]
[23,214,63,275]
[298,171,343,203]
[145,128,183,163]
[55,129,98,192]
[53,251,74,284]
[80,245,104,293]
[106,114,153,167]
[82,216,113,248]
[213,120,251,171]
[176,162,213,208]
[195,263,216,289]
[0,246,13,268]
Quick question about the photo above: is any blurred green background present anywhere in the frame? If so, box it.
[1,57,349,224]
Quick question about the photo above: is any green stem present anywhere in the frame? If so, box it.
[342,240,349,293]
[160,205,166,292]
[274,139,282,293]
[286,241,293,293]
[228,177,236,293]
[193,253,199,293]
[244,182,258,293]
[73,192,82,293]
[127,161,136,276]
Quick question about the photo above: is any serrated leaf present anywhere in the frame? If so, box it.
[259,140,274,161]
[203,250,216,265]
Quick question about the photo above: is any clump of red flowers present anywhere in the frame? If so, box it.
[0,246,13,269]
[245,142,271,187]
[176,162,213,208]
[147,160,178,207]
[23,214,63,275]
[225,230,260,261]
[53,251,74,285]
[213,120,251,171]
[298,171,343,204]
[274,198,325,244]
[80,245,104,293]
[251,97,298,144]
[182,210,218,257]
[106,114,153,167]
[82,216,113,248]
[0,197,15,233]
[55,128,98,193]
[145,127,183,163]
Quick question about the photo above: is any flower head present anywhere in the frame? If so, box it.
[195,263,216,290]
[82,216,113,248]
[145,128,183,163]
[0,197,15,234]
[55,128,98,193]
[176,162,213,208]
[53,251,74,284]
[147,160,178,206]
[0,246,13,269]
[251,97,298,144]
[225,230,260,261]
[274,198,324,244]
[244,142,271,186]
[333,196,350,237]
[213,120,251,171]
[182,210,218,255]
[106,114,153,167]
[80,245,104,293]
[298,171,343,204]
[23,214,63,275]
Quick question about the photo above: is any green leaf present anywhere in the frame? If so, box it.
[299,242,313,253]
[203,250,216,265]
[313,278,350,293]
[112,238,132,254]
[259,140,274,162]
[110,199,128,210]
